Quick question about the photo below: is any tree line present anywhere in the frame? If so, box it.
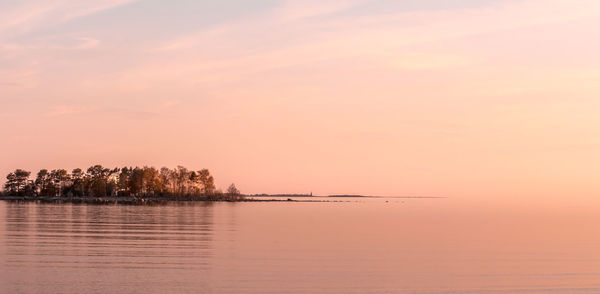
[2,165,242,200]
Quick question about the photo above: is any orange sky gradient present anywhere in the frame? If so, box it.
[2,0,600,200]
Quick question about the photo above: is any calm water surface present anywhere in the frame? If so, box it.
[1,198,599,293]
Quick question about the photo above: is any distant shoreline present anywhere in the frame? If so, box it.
[328,195,367,198]
[253,194,445,198]
[328,195,446,198]
[249,194,313,198]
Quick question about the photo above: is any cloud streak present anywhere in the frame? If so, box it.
[46,105,95,117]
[275,0,362,21]
[124,0,599,92]
[0,0,142,35]
[46,105,160,120]
[1,36,100,51]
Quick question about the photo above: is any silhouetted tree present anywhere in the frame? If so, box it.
[198,169,215,196]
[86,165,116,197]
[50,169,69,196]
[4,169,31,196]
[226,183,242,200]
[35,169,51,196]
[129,167,144,197]
[1,165,241,200]
[173,166,189,196]
[159,167,172,195]
[143,167,160,196]
[71,168,84,196]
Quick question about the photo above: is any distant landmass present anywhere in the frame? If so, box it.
[252,194,373,198]
[328,195,368,198]
[250,194,313,197]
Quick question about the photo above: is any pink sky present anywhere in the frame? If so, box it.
[2,0,600,199]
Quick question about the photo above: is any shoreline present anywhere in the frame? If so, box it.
[0,196,300,205]
[0,196,350,205]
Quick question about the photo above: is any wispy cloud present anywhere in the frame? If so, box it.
[0,0,142,35]
[0,65,40,88]
[136,0,597,90]
[275,0,362,21]
[59,0,143,23]
[152,0,600,57]
[0,1,61,34]
[46,105,95,117]
[45,101,177,119]
[72,37,100,50]
[1,36,100,51]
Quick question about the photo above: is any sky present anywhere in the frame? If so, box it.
[1,0,600,200]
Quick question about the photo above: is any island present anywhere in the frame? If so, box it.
[0,165,247,204]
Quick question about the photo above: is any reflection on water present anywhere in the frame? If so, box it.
[1,202,216,293]
[1,200,600,293]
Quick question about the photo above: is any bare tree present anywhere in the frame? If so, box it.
[226,183,242,201]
